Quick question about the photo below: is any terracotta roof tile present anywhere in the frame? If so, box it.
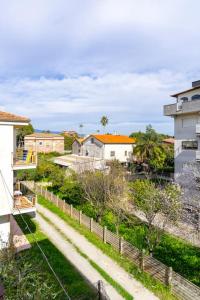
[0,111,30,123]
[91,134,136,144]
[25,132,64,139]
[163,138,174,144]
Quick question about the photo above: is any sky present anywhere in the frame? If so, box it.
[1,0,200,135]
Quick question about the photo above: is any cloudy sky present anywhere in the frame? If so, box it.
[0,0,200,134]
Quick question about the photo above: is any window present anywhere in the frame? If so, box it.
[110,151,115,157]
[91,138,94,144]
[86,150,89,156]
[125,150,127,156]
[191,94,200,100]
[39,141,43,145]
[182,118,196,128]
[182,141,198,150]
[180,97,188,102]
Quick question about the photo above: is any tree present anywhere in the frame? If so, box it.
[63,135,74,150]
[133,125,166,171]
[16,124,34,146]
[78,164,128,225]
[100,116,108,132]
[129,179,181,255]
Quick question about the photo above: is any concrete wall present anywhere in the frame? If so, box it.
[72,141,81,155]
[82,137,104,158]
[25,137,64,153]
[174,113,200,179]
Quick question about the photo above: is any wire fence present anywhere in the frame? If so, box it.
[21,181,200,300]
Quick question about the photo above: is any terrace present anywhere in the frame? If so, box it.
[12,147,37,170]
[13,191,36,215]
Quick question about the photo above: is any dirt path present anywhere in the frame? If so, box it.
[36,203,159,300]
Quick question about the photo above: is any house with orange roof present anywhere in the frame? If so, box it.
[72,134,136,163]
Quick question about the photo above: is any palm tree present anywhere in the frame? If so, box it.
[100,116,108,133]
[79,124,83,135]
[133,125,163,170]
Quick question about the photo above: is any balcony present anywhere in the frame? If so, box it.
[164,99,200,116]
[196,151,200,161]
[13,193,36,215]
[12,148,37,170]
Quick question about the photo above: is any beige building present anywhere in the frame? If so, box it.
[24,132,64,153]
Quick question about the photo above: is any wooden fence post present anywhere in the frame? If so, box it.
[56,196,59,207]
[140,249,145,271]
[79,210,82,225]
[70,204,73,217]
[45,188,47,199]
[63,200,65,212]
[90,218,93,232]
[40,185,42,195]
[119,237,123,255]
[103,226,107,243]
[165,266,172,288]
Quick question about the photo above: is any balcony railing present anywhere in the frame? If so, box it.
[13,148,37,169]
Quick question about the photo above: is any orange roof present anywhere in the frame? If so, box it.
[163,138,174,144]
[0,111,30,123]
[91,134,136,144]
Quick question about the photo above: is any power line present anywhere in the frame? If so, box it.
[0,170,71,300]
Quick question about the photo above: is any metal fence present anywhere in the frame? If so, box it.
[21,181,200,300]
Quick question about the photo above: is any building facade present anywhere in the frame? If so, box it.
[72,134,135,163]
[0,111,37,248]
[164,80,200,184]
[24,132,64,153]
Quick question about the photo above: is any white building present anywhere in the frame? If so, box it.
[72,134,136,163]
[0,111,37,248]
[164,80,200,189]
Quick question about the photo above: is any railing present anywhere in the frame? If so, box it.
[13,148,37,167]
[21,181,200,300]
[163,103,177,116]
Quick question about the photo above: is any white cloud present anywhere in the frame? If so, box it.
[0,70,190,134]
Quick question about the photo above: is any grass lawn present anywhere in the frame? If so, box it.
[15,214,96,300]
[76,202,200,287]
[38,195,178,300]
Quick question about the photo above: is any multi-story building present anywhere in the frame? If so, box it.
[164,80,200,186]
[0,111,37,248]
[72,134,136,163]
[24,132,64,153]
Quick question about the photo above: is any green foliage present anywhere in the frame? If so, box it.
[129,179,181,253]
[38,195,178,300]
[14,215,96,299]
[132,125,173,172]
[16,124,34,144]
[62,135,74,150]
[100,115,108,128]
[59,178,84,205]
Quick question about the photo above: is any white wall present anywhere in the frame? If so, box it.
[0,125,14,216]
[174,113,200,179]
[0,215,10,248]
[104,144,133,162]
